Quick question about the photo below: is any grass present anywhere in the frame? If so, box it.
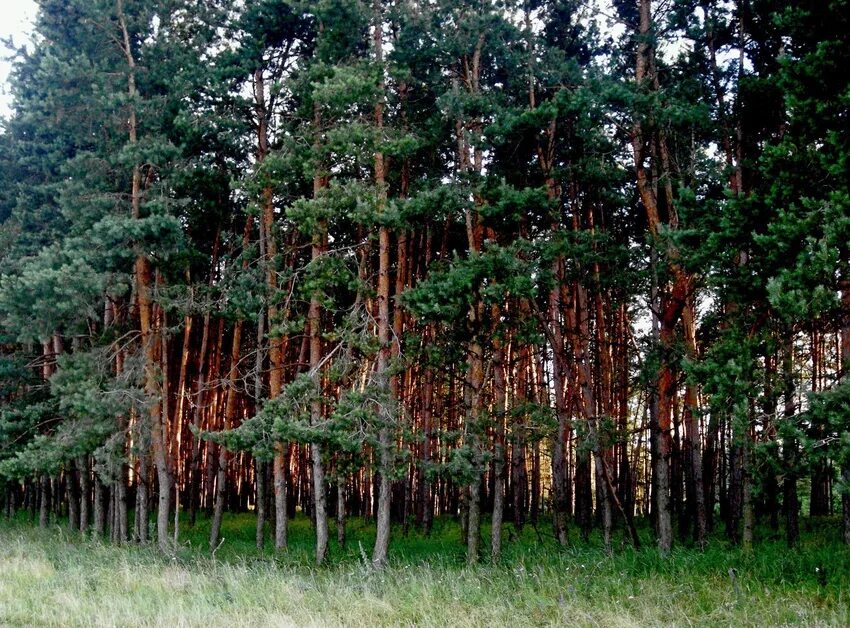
[1,513,849,626]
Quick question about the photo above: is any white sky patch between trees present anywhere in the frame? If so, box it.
[0,0,37,121]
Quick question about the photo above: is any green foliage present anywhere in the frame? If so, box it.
[0,348,136,480]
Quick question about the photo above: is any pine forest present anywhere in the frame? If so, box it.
[0,0,849,624]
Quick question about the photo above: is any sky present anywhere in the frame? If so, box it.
[0,0,37,119]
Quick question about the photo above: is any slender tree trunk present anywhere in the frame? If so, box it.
[248,459,263,552]
[188,261,215,528]
[134,418,148,543]
[490,308,507,562]
[742,418,754,552]
[371,0,393,568]
[67,459,79,533]
[210,217,252,550]
[210,320,244,550]
[840,278,850,543]
[630,0,692,554]
[94,477,106,537]
[458,33,487,566]
[172,307,193,546]
[511,425,527,531]
[117,444,129,544]
[465,333,484,565]
[545,245,570,546]
[39,340,53,529]
[573,278,611,552]
[591,421,613,553]
[309,103,330,565]
[682,304,706,547]
[254,292,267,551]
[3,483,11,520]
[703,407,720,531]
[337,481,346,548]
[727,439,743,543]
[252,67,289,553]
[528,20,570,541]
[109,485,117,543]
[78,456,89,534]
[418,326,435,534]
[118,0,170,553]
[38,474,49,529]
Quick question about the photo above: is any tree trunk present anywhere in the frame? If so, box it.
[188,283,215,528]
[67,459,79,533]
[465,331,484,565]
[94,477,106,537]
[210,320,244,550]
[252,66,289,553]
[117,460,129,544]
[255,459,266,551]
[703,409,720,532]
[630,0,692,555]
[371,0,393,568]
[308,102,330,565]
[337,481,346,548]
[118,0,170,553]
[171,307,193,546]
[742,418,754,552]
[210,216,251,551]
[78,456,90,534]
[254,288,267,550]
[546,248,570,546]
[418,326,435,534]
[682,305,706,547]
[38,474,49,529]
[591,422,613,553]
[490,310,507,562]
[840,278,850,543]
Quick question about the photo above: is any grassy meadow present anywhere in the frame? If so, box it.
[1,513,849,626]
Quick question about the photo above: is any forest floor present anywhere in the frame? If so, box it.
[0,513,848,626]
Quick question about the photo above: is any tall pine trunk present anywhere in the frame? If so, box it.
[490,306,507,562]
[309,102,330,565]
[372,0,393,567]
[118,0,170,552]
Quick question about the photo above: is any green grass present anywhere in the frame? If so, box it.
[1,513,848,626]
